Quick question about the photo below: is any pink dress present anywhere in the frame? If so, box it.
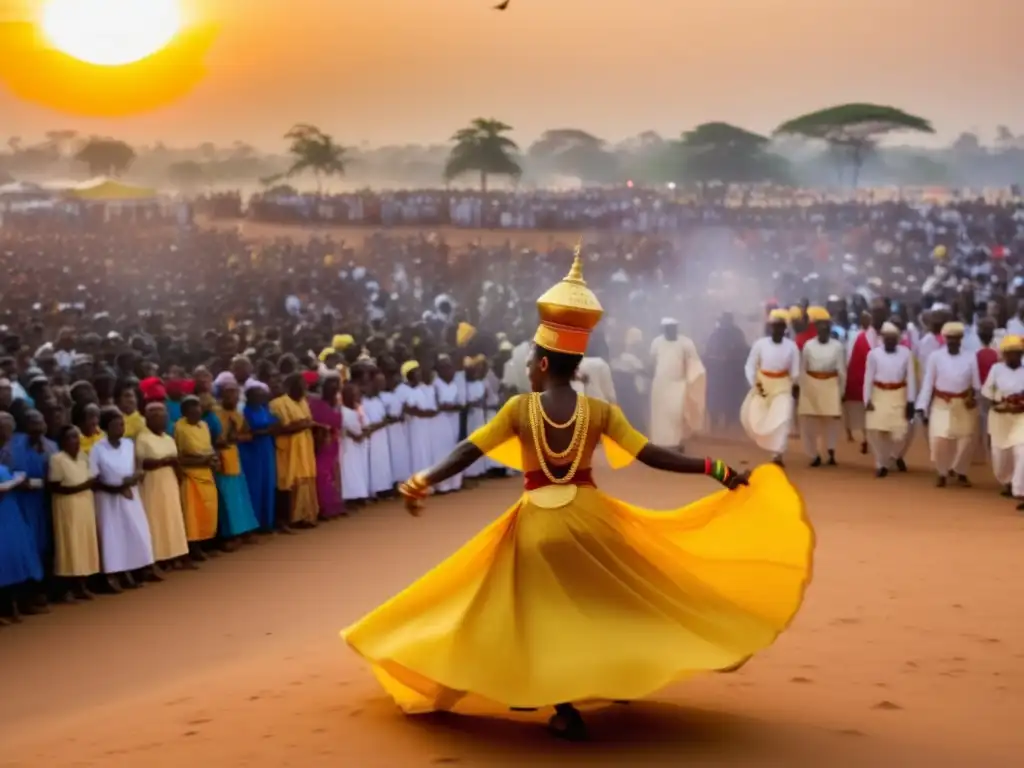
[308,396,344,518]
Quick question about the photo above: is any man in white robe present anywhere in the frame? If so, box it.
[981,334,1024,509]
[741,309,800,465]
[501,338,532,395]
[798,306,846,466]
[915,322,982,487]
[864,322,917,477]
[649,318,707,450]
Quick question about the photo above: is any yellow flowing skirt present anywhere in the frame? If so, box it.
[341,465,813,713]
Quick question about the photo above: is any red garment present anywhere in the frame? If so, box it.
[795,327,817,350]
[139,376,167,404]
[844,330,875,402]
[977,347,999,386]
[302,370,320,386]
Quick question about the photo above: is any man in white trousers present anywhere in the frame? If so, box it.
[915,322,981,487]
[864,322,917,477]
[981,334,1024,510]
[798,306,846,466]
[741,309,800,466]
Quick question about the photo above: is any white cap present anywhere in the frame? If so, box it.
[881,322,900,337]
[661,317,678,326]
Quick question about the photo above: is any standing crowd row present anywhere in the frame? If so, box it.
[0,351,506,622]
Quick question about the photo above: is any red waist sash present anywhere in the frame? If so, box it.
[523,468,596,491]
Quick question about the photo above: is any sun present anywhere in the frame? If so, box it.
[40,0,183,67]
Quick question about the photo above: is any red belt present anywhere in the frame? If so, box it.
[873,380,906,391]
[523,468,596,491]
[934,388,971,402]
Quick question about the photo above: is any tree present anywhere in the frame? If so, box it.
[444,118,521,191]
[774,103,934,187]
[528,129,618,184]
[44,129,78,157]
[673,122,791,190]
[280,124,347,193]
[74,138,136,177]
[166,160,206,192]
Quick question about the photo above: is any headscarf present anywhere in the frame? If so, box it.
[139,376,167,404]
[213,372,239,397]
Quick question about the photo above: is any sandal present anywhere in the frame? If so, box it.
[548,705,588,741]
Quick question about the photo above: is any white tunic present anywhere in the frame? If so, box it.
[89,437,155,574]
[381,385,412,482]
[571,358,617,403]
[502,341,532,393]
[341,406,369,501]
[408,384,436,475]
[982,363,1024,449]
[916,349,981,439]
[649,335,707,446]
[464,379,488,477]
[915,332,943,371]
[799,338,846,417]
[363,395,394,494]
[433,376,463,493]
[741,337,800,453]
[864,346,917,435]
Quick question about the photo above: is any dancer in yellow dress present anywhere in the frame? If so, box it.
[341,247,815,740]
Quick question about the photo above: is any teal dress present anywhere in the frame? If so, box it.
[203,411,259,538]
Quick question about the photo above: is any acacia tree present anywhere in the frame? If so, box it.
[278,124,347,193]
[774,103,934,187]
[444,118,521,191]
[74,137,136,177]
[527,128,618,184]
[673,122,791,194]
[166,160,206,192]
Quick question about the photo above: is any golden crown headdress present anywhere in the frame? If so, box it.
[533,240,604,355]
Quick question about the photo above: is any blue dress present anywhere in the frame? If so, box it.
[8,433,57,562]
[0,465,44,588]
[165,400,182,437]
[239,404,278,531]
[204,410,259,538]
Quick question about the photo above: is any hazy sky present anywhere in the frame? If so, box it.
[1,0,1022,149]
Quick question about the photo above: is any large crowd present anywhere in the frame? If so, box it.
[2,192,1024,624]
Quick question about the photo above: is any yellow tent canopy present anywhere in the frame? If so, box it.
[68,179,157,201]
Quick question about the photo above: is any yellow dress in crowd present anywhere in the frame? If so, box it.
[174,419,219,542]
[342,393,814,713]
[136,429,190,561]
[269,394,319,525]
[48,450,101,577]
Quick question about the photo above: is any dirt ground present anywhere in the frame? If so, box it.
[1,433,1022,768]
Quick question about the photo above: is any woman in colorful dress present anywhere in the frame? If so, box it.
[209,374,260,549]
[89,407,157,592]
[136,402,192,570]
[308,372,345,520]
[47,425,100,601]
[269,372,319,529]
[8,410,57,573]
[342,251,814,741]
[174,396,219,560]
[0,461,44,623]
[239,380,278,532]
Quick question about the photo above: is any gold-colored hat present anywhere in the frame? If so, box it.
[533,241,604,355]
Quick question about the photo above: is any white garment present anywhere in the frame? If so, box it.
[915,332,943,372]
[363,396,394,495]
[799,337,846,417]
[433,377,463,493]
[381,385,412,482]
[740,337,800,455]
[982,362,1024,495]
[408,384,436,476]
[572,357,617,403]
[800,416,839,457]
[88,438,155,574]
[649,335,707,447]
[502,341,532,393]
[917,348,981,475]
[464,379,488,478]
[341,407,369,501]
[864,346,917,469]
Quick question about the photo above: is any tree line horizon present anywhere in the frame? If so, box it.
[4,103,1024,194]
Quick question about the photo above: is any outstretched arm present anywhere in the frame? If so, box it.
[636,444,748,489]
[420,441,484,487]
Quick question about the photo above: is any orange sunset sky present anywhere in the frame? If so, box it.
[1,0,1021,148]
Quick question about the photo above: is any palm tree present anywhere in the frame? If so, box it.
[444,118,521,191]
[279,124,347,193]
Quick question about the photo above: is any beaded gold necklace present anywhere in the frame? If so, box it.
[528,393,590,485]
